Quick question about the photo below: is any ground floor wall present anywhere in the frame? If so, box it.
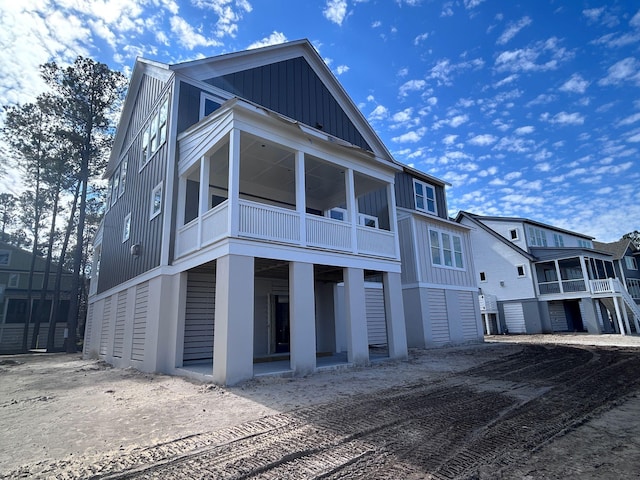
[402,286,483,348]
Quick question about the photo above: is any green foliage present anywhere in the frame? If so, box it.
[622,231,640,250]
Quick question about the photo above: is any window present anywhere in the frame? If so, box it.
[358,213,378,228]
[625,256,638,270]
[479,271,487,282]
[553,233,564,247]
[8,273,19,288]
[326,207,347,221]
[119,157,128,197]
[528,226,548,247]
[122,213,131,242]
[413,180,437,215]
[111,166,120,206]
[140,98,169,170]
[105,177,113,212]
[516,265,526,277]
[429,229,464,269]
[578,239,592,248]
[200,93,223,119]
[509,229,519,240]
[0,250,10,266]
[150,182,163,219]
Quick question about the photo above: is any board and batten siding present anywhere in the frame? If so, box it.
[98,78,172,294]
[458,290,481,341]
[83,303,95,356]
[112,290,128,358]
[397,217,419,284]
[131,281,149,362]
[204,56,371,151]
[365,286,387,346]
[549,301,569,332]
[394,172,448,220]
[412,217,477,289]
[503,302,526,333]
[183,272,216,364]
[123,74,169,150]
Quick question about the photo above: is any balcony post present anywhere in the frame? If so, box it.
[579,256,590,292]
[345,168,358,254]
[387,183,400,258]
[295,151,306,246]
[198,156,210,248]
[176,175,186,227]
[227,129,240,237]
[555,260,564,294]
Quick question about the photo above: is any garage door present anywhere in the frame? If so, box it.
[503,303,526,333]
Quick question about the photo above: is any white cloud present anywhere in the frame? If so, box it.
[391,108,414,123]
[464,0,486,9]
[247,31,287,49]
[335,64,350,75]
[399,79,426,97]
[495,37,572,73]
[170,16,222,49]
[414,32,428,45]
[468,134,498,146]
[323,0,348,26]
[368,105,389,121]
[560,73,589,94]
[428,57,484,86]
[442,134,458,145]
[494,74,519,88]
[582,7,604,22]
[193,0,253,38]
[599,57,640,86]
[449,114,469,127]
[371,20,381,28]
[496,16,532,45]
[542,111,585,126]
[392,127,427,143]
[514,125,535,135]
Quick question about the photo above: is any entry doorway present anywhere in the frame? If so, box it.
[270,295,290,354]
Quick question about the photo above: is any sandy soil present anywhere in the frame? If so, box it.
[1,334,639,479]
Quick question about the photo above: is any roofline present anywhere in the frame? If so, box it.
[456,211,595,240]
[397,163,450,187]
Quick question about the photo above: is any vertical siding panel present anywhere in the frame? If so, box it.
[131,281,149,361]
[99,296,112,356]
[427,289,450,344]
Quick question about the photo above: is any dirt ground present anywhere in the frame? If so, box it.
[1,334,640,479]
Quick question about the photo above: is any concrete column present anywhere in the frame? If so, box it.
[344,267,369,365]
[289,261,316,375]
[382,271,408,360]
[579,298,601,334]
[213,254,254,385]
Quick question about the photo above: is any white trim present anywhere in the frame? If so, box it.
[199,92,226,120]
[413,179,437,215]
[428,228,465,270]
[401,282,480,293]
[358,213,379,228]
[516,264,527,278]
[509,228,519,241]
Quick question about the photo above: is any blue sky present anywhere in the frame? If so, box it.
[1,0,639,242]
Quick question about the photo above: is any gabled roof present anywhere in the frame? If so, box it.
[399,163,450,188]
[455,211,536,261]
[593,238,637,259]
[456,212,594,240]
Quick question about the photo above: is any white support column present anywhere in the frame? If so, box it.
[213,254,255,385]
[620,297,632,334]
[555,260,564,294]
[579,256,590,291]
[227,129,241,237]
[484,314,491,335]
[176,176,186,227]
[387,183,400,259]
[382,271,408,360]
[197,156,210,248]
[344,267,369,365]
[295,151,306,246]
[612,295,626,335]
[289,261,316,375]
[345,168,358,253]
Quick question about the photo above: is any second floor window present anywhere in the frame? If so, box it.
[413,180,436,215]
[625,256,638,270]
[528,227,548,247]
[123,213,131,242]
[141,98,169,170]
[429,229,464,269]
[553,233,564,247]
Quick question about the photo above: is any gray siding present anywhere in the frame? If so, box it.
[131,281,148,361]
[394,172,448,220]
[124,75,168,151]
[98,77,172,294]
[177,82,202,135]
[204,57,371,151]
[358,189,390,230]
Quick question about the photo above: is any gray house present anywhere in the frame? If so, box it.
[83,39,482,385]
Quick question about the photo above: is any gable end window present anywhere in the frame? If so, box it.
[553,233,564,247]
[429,229,464,269]
[516,265,526,277]
[150,182,163,220]
[625,256,638,270]
[578,239,592,248]
[413,180,437,215]
[479,271,487,282]
[528,226,548,247]
[119,157,128,197]
[140,98,169,171]
[509,229,519,240]
[122,213,131,242]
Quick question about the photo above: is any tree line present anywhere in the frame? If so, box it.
[1,57,126,353]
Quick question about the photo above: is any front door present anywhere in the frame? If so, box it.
[273,295,290,353]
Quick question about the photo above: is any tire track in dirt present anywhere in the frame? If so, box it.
[7,345,640,479]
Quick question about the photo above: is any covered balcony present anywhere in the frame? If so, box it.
[175,104,398,261]
[535,255,617,297]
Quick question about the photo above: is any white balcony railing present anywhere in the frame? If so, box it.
[175,199,397,260]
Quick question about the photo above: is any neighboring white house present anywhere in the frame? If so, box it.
[456,212,640,336]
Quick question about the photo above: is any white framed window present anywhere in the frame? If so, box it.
[479,271,487,282]
[199,93,224,119]
[528,226,548,247]
[326,207,347,221]
[429,229,464,269]
[625,256,638,270]
[111,165,120,206]
[0,250,10,266]
[150,182,163,220]
[516,265,526,277]
[553,233,564,247]
[119,157,128,197]
[509,228,519,240]
[8,273,19,288]
[578,239,592,248]
[105,177,113,212]
[140,98,169,171]
[413,180,437,215]
[122,213,131,242]
[358,213,378,228]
